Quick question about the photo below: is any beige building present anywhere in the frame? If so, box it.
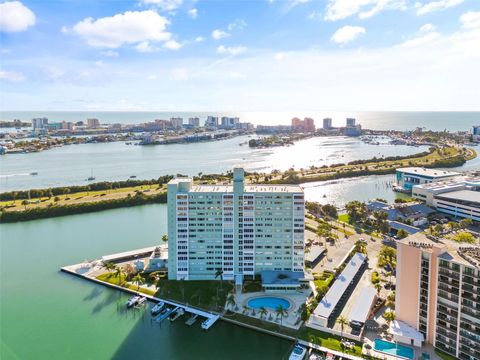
[396,233,480,359]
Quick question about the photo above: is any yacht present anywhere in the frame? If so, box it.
[129,175,137,179]
[30,172,38,176]
[289,344,307,360]
[151,301,165,315]
[126,295,140,308]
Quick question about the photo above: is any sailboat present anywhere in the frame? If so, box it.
[87,169,95,181]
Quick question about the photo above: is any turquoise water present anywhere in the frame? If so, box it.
[248,297,291,310]
[0,204,292,359]
[374,339,414,359]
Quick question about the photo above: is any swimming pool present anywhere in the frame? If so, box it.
[247,297,291,310]
[374,339,414,359]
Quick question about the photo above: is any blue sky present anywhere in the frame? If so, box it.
[1,0,479,111]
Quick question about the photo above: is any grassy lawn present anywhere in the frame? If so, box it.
[297,326,363,356]
[96,273,156,296]
[226,312,298,337]
[1,184,165,212]
[155,279,233,311]
[313,272,334,289]
[434,349,458,360]
[338,214,350,223]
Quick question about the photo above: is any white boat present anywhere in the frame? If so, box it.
[169,308,184,322]
[151,301,165,315]
[136,297,147,306]
[126,295,140,308]
[289,344,307,360]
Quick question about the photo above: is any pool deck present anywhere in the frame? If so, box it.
[229,291,310,330]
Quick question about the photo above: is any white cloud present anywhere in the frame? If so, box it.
[211,29,230,40]
[331,25,366,44]
[401,31,440,47]
[72,10,171,48]
[187,8,198,18]
[135,41,156,52]
[0,1,35,33]
[308,11,322,19]
[460,11,480,29]
[416,0,463,16]
[227,19,246,31]
[217,45,247,56]
[420,23,436,32]
[325,0,406,21]
[0,70,25,82]
[163,39,182,50]
[140,0,183,11]
[195,36,205,42]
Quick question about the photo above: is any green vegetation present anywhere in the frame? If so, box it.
[371,271,380,284]
[451,231,476,244]
[314,272,334,289]
[0,192,167,223]
[96,273,156,296]
[435,348,458,360]
[0,176,173,201]
[378,246,397,270]
[297,327,363,355]
[396,229,408,239]
[338,213,349,223]
[306,202,338,219]
[243,280,263,293]
[155,279,233,311]
[267,146,471,185]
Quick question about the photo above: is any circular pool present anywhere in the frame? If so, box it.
[247,297,291,310]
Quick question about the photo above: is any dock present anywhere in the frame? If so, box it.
[60,262,221,330]
[185,314,198,326]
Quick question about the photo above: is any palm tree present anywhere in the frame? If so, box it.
[132,273,144,291]
[259,306,268,320]
[226,293,236,310]
[114,265,123,280]
[383,310,395,327]
[21,199,28,210]
[275,305,288,327]
[101,261,116,274]
[215,269,224,291]
[336,315,349,339]
[374,282,382,296]
[161,234,168,243]
[242,305,249,315]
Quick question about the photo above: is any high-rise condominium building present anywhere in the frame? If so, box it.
[32,117,48,131]
[167,168,305,282]
[170,117,184,129]
[323,118,332,129]
[188,117,200,127]
[87,118,100,129]
[396,233,480,360]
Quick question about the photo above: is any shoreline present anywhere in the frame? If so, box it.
[0,146,476,223]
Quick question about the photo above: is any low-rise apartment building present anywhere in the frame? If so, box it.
[167,168,305,282]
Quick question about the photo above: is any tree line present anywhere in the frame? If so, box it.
[0,192,167,223]
[0,175,174,201]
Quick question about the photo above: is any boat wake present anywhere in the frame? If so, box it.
[0,172,32,178]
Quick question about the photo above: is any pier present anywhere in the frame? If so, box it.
[60,263,220,330]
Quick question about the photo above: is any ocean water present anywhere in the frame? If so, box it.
[0,135,430,192]
[1,111,479,131]
[0,204,292,360]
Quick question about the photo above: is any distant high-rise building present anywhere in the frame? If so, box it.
[323,118,332,129]
[205,116,219,129]
[220,117,240,129]
[188,117,200,127]
[170,117,184,129]
[346,118,356,126]
[472,125,480,141]
[87,118,100,129]
[32,117,48,131]
[291,117,315,133]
